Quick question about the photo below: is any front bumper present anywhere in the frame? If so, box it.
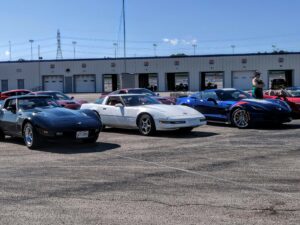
[155,117,207,130]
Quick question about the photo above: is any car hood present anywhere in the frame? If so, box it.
[138,104,203,117]
[57,100,80,105]
[235,99,291,111]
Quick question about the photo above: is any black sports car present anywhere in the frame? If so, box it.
[0,95,102,149]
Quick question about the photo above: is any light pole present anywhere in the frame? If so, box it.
[72,41,77,59]
[231,45,236,54]
[113,43,118,58]
[29,40,34,60]
[9,41,11,61]
[192,44,197,56]
[153,43,157,57]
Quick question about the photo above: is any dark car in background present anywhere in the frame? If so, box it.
[31,91,88,109]
[177,88,292,128]
[0,95,101,149]
[101,88,176,105]
[0,89,31,100]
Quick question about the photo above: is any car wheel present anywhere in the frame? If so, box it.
[231,108,251,129]
[0,130,5,141]
[23,123,41,149]
[138,114,156,136]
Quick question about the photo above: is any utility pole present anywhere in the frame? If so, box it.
[56,29,63,59]
[9,41,11,61]
[192,44,197,56]
[29,40,34,60]
[72,41,77,59]
[153,43,157,57]
[38,45,41,90]
[121,0,127,89]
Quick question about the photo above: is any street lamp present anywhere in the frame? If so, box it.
[153,43,157,57]
[231,45,236,54]
[192,44,197,56]
[72,41,77,59]
[29,40,34,60]
[113,43,118,58]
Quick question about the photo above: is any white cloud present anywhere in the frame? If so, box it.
[163,38,197,46]
[163,38,179,46]
[5,51,10,56]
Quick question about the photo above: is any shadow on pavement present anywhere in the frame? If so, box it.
[4,137,120,154]
[103,128,219,139]
[253,122,300,130]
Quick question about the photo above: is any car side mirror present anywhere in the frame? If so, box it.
[71,96,74,99]
[115,103,124,108]
[207,98,218,105]
[156,93,160,96]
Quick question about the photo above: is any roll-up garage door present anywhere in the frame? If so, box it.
[43,75,64,92]
[74,75,96,93]
[232,71,255,90]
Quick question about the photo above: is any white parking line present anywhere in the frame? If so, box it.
[108,153,298,200]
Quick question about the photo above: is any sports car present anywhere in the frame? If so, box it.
[176,88,292,128]
[264,89,300,118]
[81,94,206,135]
[0,95,101,149]
[0,89,31,100]
[100,88,176,105]
[30,91,88,110]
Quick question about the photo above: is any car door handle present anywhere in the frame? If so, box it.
[103,108,107,110]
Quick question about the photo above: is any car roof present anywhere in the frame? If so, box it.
[6,95,53,100]
[1,89,31,94]
[201,88,238,92]
[107,94,147,97]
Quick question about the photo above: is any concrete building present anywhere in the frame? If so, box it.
[0,52,299,93]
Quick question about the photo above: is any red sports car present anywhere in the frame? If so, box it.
[264,90,300,118]
[0,89,31,100]
[100,88,176,105]
[31,91,88,110]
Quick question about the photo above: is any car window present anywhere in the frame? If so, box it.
[18,97,59,110]
[106,96,123,106]
[191,92,202,99]
[122,95,160,106]
[119,90,127,94]
[216,90,250,101]
[3,99,16,109]
[128,89,155,96]
[95,98,104,104]
[55,93,70,100]
[202,91,218,100]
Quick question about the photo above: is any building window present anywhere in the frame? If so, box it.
[17,79,25,89]
[278,57,284,63]
[1,80,8,91]
[16,68,22,73]
[82,63,87,68]
[241,58,247,64]
[111,62,116,68]
[50,64,55,69]
[174,60,180,66]
[209,59,215,65]
[144,61,149,67]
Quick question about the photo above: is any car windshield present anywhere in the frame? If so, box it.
[216,90,251,101]
[128,89,155,96]
[38,92,71,100]
[18,97,59,110]
[287,90,300,97]
[121,95,160,106]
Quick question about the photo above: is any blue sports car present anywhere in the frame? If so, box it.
[176,88,292,128]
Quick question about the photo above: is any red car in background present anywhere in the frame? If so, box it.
[264,90,300,118]
[100,88,176,105]
[31,91,88,110]
[0,89,31,100]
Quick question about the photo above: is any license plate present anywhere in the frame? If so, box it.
[76,131,89,139]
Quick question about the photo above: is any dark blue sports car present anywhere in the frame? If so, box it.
[176,88,292,128]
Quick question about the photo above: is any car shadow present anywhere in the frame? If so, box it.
[3,137,120,154]
[252,122,300,130]
[103,128,219,139]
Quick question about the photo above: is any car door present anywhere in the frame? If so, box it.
[197,91,227,121]
[0,99,18,134]
[99,96,125,127]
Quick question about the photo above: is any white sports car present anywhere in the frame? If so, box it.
[81,94,206,135]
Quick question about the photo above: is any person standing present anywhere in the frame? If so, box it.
[252,71,264,99]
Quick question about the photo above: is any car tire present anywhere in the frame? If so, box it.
[0,130,5,141]
[23,123,42,149]
[231,108,251,129]
[138,114,156,136]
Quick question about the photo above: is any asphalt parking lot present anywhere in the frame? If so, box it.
[0,117,299,225]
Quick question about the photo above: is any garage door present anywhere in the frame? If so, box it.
[43,75,64,92]
[232,71,255,90]
[74,75,96,93]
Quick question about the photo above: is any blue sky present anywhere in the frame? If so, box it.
[0,0,299,60]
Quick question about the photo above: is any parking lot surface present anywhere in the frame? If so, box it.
[0,119,299,225]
